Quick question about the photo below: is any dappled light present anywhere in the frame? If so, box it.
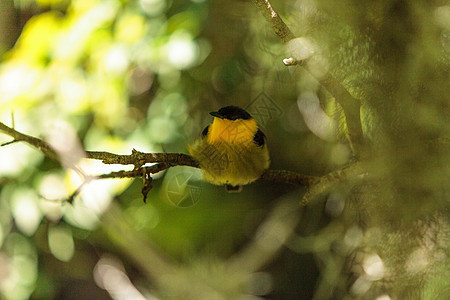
[0,0,448,299]
[297,91,337,142]
[94,255,149,300]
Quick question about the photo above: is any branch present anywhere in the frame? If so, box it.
[1,121,365,206]
[230,196,301,273]
[251,0,295,42]
[0,121,59,161]
[0,121,318,199]
[300,162,364,206]
[86,150,199,169]
[252,0,365,156]
[101,203,178,281]
[260,169,317,186]
[0,121,197,168]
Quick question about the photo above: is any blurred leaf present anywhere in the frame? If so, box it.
[48,224,74,261]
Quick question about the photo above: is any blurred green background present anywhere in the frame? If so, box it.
[0,0,448,299]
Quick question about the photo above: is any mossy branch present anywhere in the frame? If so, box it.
[300,162,364,206]
[251,0,296,43]
[0,122,356,202]
[252,0,365,156]
[1,121,363,205]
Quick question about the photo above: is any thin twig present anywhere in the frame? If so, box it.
[0,121,59,161]
[11,110,15,129]
[1,140,19,147]
[282,57,303,66]
[67,182,87,204]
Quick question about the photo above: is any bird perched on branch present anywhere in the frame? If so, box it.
[189,106,270,192]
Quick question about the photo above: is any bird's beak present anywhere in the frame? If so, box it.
[209,111,223,118]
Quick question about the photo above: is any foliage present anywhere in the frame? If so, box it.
[0,0,449,299]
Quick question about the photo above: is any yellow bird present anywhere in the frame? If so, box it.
[189,106,270,192]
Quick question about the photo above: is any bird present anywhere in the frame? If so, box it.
[188,106,270,192]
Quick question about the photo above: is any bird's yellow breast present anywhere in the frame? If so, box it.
[188,116,269,187]
[207,117,258,145]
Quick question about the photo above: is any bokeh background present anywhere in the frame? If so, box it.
[0,0,448,299]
